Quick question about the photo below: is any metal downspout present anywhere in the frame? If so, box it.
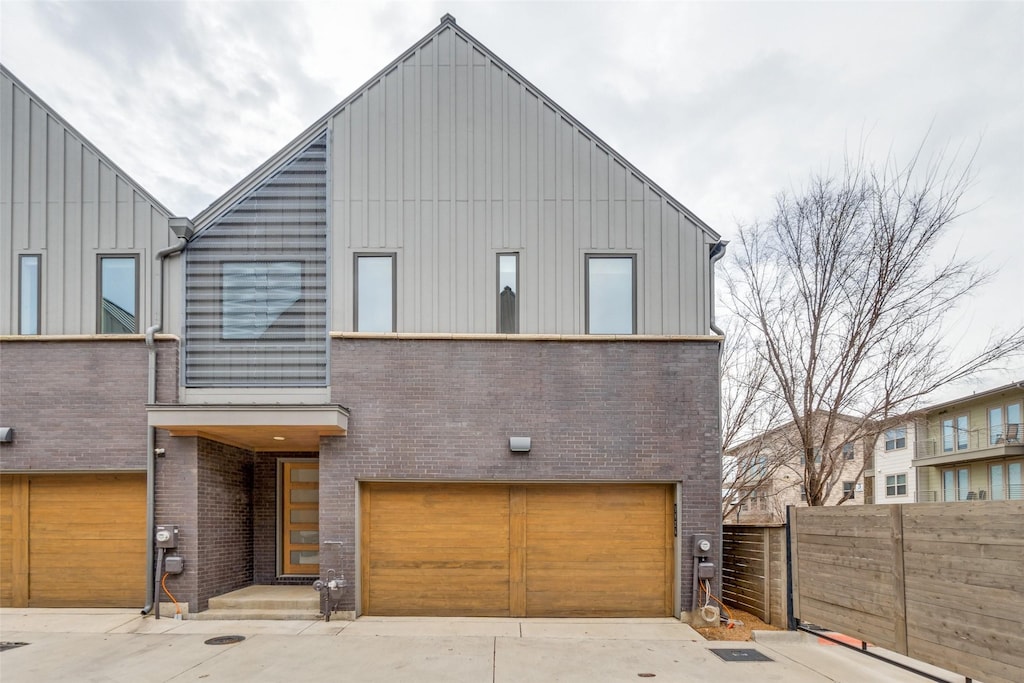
[708,240,729,336]
[141,235,188,615]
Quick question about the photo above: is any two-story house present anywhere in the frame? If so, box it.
[912,381,1023,502]
[1,17,725,620]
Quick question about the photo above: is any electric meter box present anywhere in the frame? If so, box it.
[164,556,184,574]
[692,534,713,556]
[155,525,179,549]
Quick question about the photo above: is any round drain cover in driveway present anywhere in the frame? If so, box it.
[204,635,246,645]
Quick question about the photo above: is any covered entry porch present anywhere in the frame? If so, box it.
[147,404,347,616]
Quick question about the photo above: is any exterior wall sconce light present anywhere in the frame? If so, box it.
[0,427,14,443]
[509,436,531,454]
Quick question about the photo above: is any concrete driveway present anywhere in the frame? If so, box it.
[0,609,964,682]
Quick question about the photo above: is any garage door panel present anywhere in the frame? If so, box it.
[361,482,673,617]
[27,474,146,608]
[361,483,512,616]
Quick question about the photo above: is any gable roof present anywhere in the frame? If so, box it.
[0,64,175,219]
[192,15,719,241]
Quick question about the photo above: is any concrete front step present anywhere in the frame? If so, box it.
[206,585,320,612]
[192,608,323,621]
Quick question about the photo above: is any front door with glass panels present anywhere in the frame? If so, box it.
[282,461,319,575]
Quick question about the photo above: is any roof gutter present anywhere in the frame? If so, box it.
[141,217,193,615]
[709,240,729,336]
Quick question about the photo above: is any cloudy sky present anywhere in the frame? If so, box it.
[2,1,1022,392]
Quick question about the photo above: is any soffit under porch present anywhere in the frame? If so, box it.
[147,404,348,452]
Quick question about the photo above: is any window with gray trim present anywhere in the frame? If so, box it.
[19,254,41,335]
[355,254,395,332]
[221,262,302,340]
[98,255,138,334]
[586,254,635,334]
[497,253,519,333]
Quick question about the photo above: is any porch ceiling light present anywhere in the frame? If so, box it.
[273,436,286,441]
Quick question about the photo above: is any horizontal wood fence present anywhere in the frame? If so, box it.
[721,524,788,627]
[791,501,1024,683]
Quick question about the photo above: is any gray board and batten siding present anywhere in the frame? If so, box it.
[0,66,175,336]
[190,17,721,337]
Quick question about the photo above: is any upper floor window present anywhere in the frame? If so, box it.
[884,427,907,451]
[355,254,395,332]
[98,255,138,334]
[842,442,855,460]
[497,253,519,334]
[885,473,908,497]
[989,402,1022,445]
[942,415,969,453]
[586,254,635,334]
[19,254,41,335]
[222,262,302,340]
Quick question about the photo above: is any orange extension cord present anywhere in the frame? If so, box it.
[161,572,182,618]
[700,579,736,628]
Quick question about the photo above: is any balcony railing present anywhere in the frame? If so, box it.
[915,423,1022,460]
[916,484,1022,502]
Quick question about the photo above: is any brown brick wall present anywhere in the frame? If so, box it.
[321,338,723,612]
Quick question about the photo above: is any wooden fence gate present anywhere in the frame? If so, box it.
[790,501,1024,683]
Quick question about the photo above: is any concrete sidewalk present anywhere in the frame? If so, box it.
[0,609,964,683]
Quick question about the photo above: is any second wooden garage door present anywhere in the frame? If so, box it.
[0,473,147,608]
[360,483,674,617]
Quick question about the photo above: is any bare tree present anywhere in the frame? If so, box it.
[725,141,1024,506]
[720,316,788,520]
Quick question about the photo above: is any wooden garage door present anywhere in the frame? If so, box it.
[360,482,674,617]
[0,473,147,607]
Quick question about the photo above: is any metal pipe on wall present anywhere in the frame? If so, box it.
[140,232,189,615]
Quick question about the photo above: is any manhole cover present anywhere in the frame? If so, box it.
[709,648,773,662]
[204,635,246,646]
[0,642,29,652]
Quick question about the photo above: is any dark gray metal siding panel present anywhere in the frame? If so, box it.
[184,133,328,387]
[328,27,713,335]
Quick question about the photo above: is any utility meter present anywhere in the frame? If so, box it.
[156,525,179,549]
[693,534,712,556]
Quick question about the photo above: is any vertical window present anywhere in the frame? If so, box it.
[957,467,970,501]
[355,254,395,332]
[98,255,138,334]
[799,485,807,502]
[1009,461,1023,500]
[19,255,41,334]
[989,407,1004,445]
[884,427,906,451]
[942,469,956,501]
[990,464,1005,500]
[585,254,635,334]
[942,416,969,452]
[990,403,1022,444]
[842,481,855,500]
[842,443,855,460]
[497,253,519,333]
[1007,404,1022,442]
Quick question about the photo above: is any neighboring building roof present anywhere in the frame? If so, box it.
[190,15,719,242]
[919,380,1024,415]
[0,64,175,219]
